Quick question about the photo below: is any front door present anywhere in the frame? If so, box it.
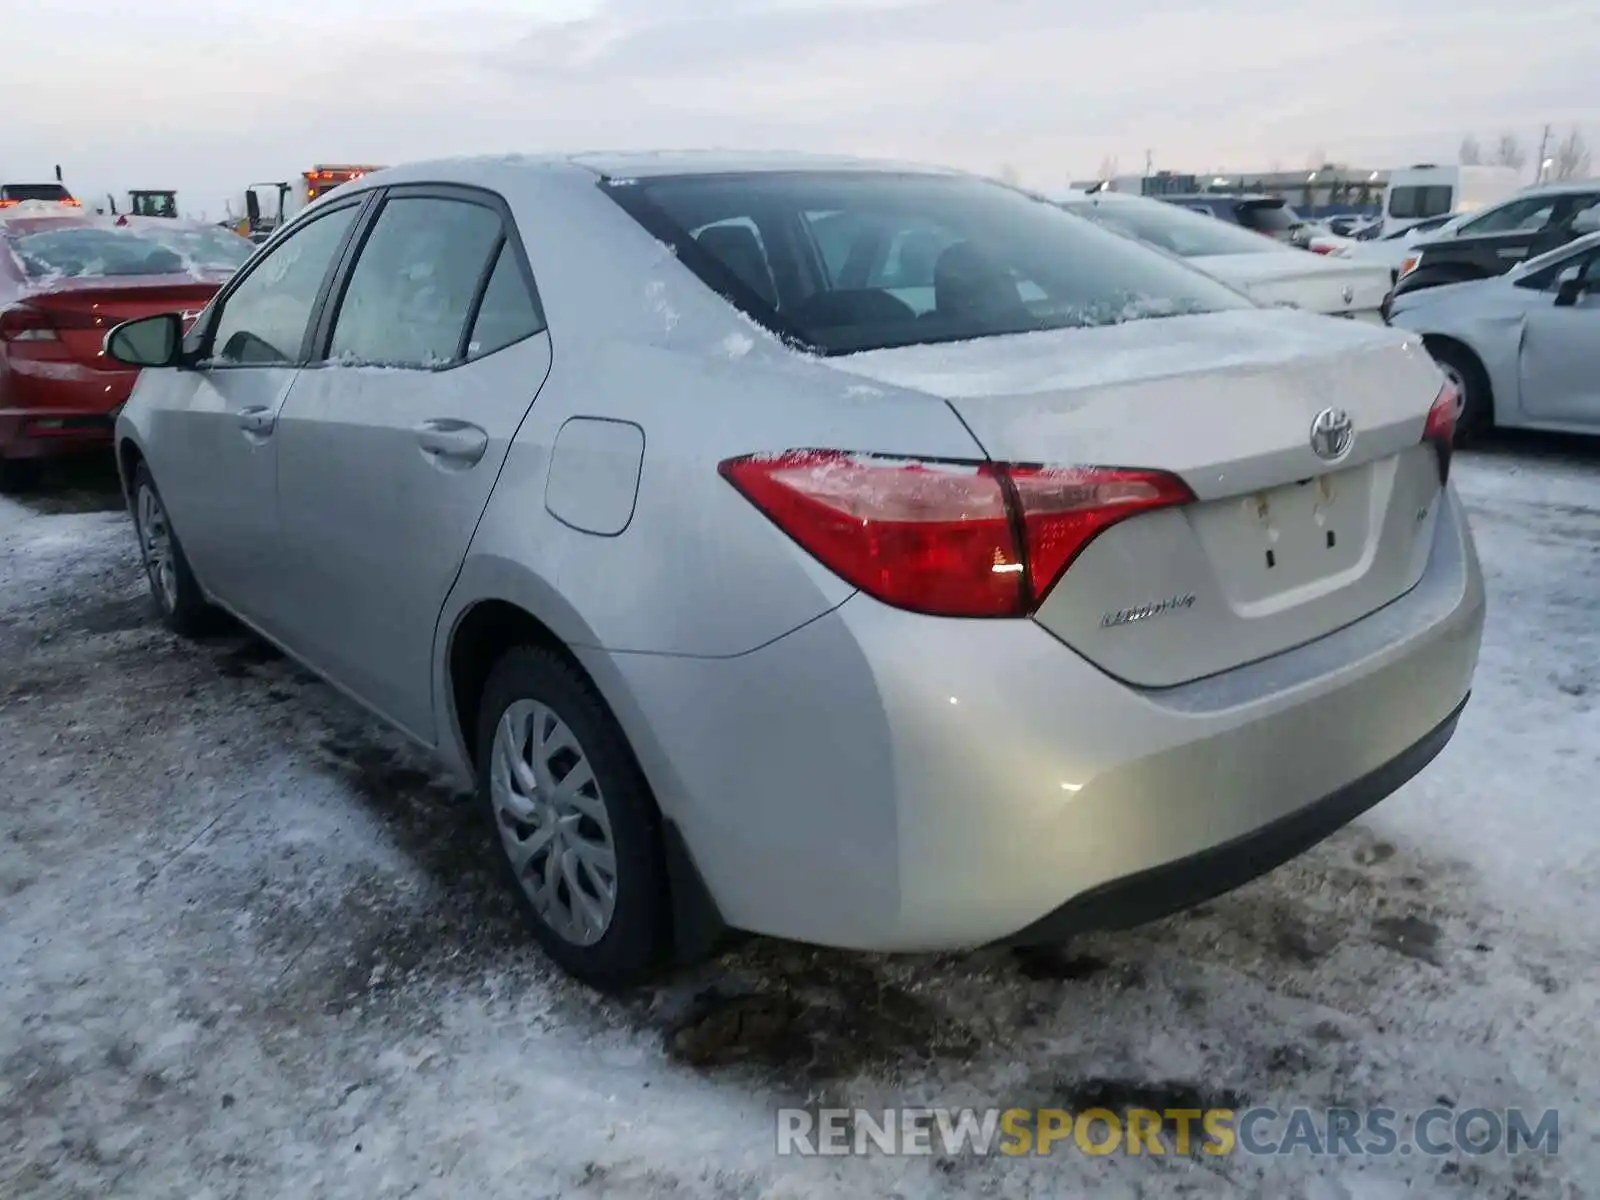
[149,201,364,633]
[1519,247,1600,426]
[272,188,551,738]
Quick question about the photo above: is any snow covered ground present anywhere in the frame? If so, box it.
[2,443,1596,1199]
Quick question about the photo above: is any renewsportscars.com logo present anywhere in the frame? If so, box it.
[776,1106,1560,1159]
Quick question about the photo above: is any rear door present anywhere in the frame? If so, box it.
[145,200,365,633]
[271,185,552,738]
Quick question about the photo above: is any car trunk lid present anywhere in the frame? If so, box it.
[15,277,222,367]
[829,308,1448,686]
[1194,253,1391,319]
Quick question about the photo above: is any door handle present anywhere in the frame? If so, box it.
[415,419,488,466]
[237,407,276,435]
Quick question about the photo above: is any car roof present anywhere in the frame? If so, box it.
[356,151,968,193]
[1516,178,1600,196]
[1161,193,1284,203]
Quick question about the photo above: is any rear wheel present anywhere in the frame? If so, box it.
[476,645,671,989]
[1427,341,1492,445]
[131,463,215,636]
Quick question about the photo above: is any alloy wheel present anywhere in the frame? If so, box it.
[490,699,619,946]
[136,484,178,613]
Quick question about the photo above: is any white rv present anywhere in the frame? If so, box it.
[1381,164,1522,236]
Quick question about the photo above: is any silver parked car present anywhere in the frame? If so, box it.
[106,154,1484,988]
[1387,229,1600,440]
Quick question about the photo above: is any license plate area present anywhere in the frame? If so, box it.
[1188,463,1374,610]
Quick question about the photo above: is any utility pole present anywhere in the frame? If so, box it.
[1535,124,1551,182]
[1144,149,1154,177]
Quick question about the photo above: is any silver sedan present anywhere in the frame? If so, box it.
[1387,230,1600,440]
[104,154,1483,988]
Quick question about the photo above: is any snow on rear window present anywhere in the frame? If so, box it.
[7,225,252,281]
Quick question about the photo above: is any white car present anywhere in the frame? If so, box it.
[1058,190,1390,320]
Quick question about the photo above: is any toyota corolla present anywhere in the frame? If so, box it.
[106,154,1483,988]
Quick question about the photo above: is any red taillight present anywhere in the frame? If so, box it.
[1423,381,1458,482]
[718,451,1194,617]
[0,304,102,343]
[0,305,59,342]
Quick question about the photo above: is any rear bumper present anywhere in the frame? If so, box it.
[1005,691,1466,944]
[1,364,130,458]
[595,487,1484,952]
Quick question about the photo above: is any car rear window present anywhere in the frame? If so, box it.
[1232,199,1300,232]
[6,224,253,280]
[604,172,1252,354]
[1,183,74,203]
[1061,196,1284,258]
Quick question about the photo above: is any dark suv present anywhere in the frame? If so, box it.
[1388,181,1600,300]
[1157,194,1306,242]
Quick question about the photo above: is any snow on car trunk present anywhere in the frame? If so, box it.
[831,308,1452,686]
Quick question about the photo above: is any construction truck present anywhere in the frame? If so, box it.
[228,165,384,242]
[91,190,180,218]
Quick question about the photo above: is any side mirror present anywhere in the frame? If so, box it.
[1553,266,1586,307]
[104,312,184,367]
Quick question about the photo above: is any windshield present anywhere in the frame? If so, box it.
[7,224,253,280]
[1060,195,1285,258]
[606,172,1253,355]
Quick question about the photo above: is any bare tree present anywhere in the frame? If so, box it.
[1550,128,1592,181]
[1493,133,1527,171]
[1305,147,1328,170]
[1096,154,1119,181]
[1458,134,1482,165]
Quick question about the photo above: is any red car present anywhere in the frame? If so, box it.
[0,210,253,491]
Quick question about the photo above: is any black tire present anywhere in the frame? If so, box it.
[475,644,671,989]
[0,457,41,495]
[1427,341,1493,445]
[130,463,216,636]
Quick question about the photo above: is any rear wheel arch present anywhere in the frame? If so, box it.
[1421,334,1495,440]
[447,597,733,967]
[117,437,146,502]
[448,599,588,772]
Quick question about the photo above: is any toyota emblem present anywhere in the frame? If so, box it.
[1341,285,1355,304]
[1309,407,1355,462]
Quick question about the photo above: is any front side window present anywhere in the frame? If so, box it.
[209,205,359,365]
[606,172,1253,355]
[1458,196,1558,236]
[327,196,503,367]
[1232,200,1300,233]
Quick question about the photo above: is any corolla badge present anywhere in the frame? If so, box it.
[1101,593,1196,629]
[1309,406,1355,462]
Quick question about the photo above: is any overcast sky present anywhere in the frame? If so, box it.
[6,0,1596,218]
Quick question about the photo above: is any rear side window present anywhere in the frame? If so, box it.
[328,196,503,367]
[1388,185,1454,220]
[466,241,544,359]
[605,172,1252,355]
